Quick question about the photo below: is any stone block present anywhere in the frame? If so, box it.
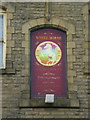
[7,13,13,20]
[22,23,29,34]
[25,34,29,42]
[51,18,60,26]
[68,76,74,84]
[83,56,89,62]
[67,56,76,62]
[7,19,11,27]
[37,18,45,25]
[67,24,75,34]
[20,84,29,91]
[7,33,12,41]
[25,48,30,55]
[7,27,14,33]
[22,41,29,47]
[28,20,38,28]
[21,69,29,76]
[7,40,14,47]
[67,49,72,55]
[7,3,15,13]
[59,19,67,30]
[83,42,90,48]
[68,85,77,91]
[67,63,73,69]
[67,34,73,41]
[68,70,76,76]
[19,99,29,107]
[83,15,88,21]
[70,99,79,107]
[6,47,11,54]
[6,68,16,74]
[67,42,75,48]
[82,4,88,21]
[85,33,89,41]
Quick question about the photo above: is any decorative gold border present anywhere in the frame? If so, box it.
[35,41,62,66]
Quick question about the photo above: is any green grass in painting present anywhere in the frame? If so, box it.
[40,56,49,64]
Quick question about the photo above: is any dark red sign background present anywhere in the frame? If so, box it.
[30,28,67,98]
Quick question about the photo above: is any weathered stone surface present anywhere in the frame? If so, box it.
[1,2,89,119]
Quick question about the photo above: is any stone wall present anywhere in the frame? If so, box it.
[1,2,89,118]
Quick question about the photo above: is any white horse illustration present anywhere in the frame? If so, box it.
[40,44,56,64]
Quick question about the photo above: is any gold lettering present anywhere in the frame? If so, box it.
[57,37,61,40]
[53,36,56,40]
[36,36,62,40]
[44,36,48,39]
[50,37,53,39]
[36,36,39,39]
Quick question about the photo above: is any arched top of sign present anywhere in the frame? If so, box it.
[30,26,66,34]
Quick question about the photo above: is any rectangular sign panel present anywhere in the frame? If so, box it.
[30,27,67,98]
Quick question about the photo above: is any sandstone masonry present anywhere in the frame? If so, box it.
[0,2,89,118]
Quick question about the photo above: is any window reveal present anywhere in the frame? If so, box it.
[0,13,6,69]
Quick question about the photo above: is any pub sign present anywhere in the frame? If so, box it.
[30,27,67,98]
